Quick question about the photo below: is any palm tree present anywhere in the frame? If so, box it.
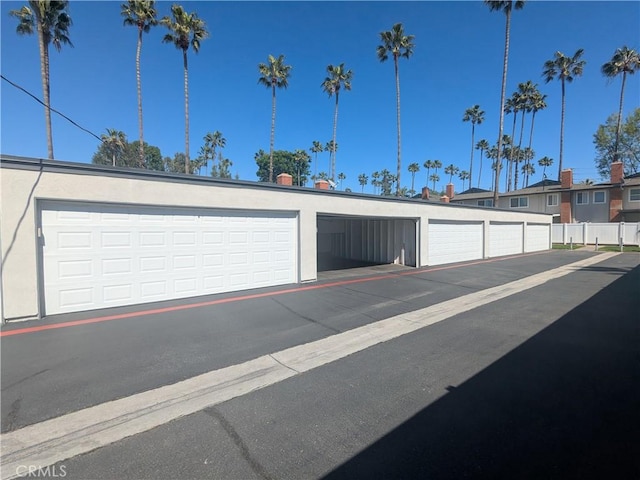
[321,63,353,182]
[429,173,440,192]
[371,171,381,194]
[543,48,586,180]
[433,159,442,177]
[538,156,553,179]
[462,105,485,183]
[161,4,208,174]
[444,164,460,183]
[475,139,490,187]
[101,129,127,167]
[514,81,536,190]
[358,173,369,192]
[485,0,526,204]
[601,46,640,162]
[199,131,225,176]
[310,140,323,177]
[459,170,471,191]
[337,172,346,189]
[407,162,420,196]
[526,88,547,175]
[423,159,434,185]
[377,23,415,196]
[521,162,535,185]
[10,1,73,160]
[504,93,520,191]
[122,1,157,168]
[258,54,292,183]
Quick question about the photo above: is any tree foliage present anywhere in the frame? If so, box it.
[92,138,163,170]
[593,108,640,178]
[255,149,310,185]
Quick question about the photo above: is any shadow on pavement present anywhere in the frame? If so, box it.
[324,265,640,480]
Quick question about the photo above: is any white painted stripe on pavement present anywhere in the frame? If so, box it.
[0,252,618,479]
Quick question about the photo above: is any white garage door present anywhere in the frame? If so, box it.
[525,223,550,252]
[428,220,483,266]
[489,222,523,257]
[40,202,298,315]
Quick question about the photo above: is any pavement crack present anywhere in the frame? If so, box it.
[204,407,273,480]
[270,298,341,334]
[269,354,300,374]
[3,368,50,390]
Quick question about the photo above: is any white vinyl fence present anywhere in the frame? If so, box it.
[552,223,640,246]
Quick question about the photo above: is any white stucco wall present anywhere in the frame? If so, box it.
[1,157,552,321]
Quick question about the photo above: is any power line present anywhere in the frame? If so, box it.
[1,74,103,142]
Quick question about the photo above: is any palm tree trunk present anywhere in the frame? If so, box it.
[137,26,145,168]
[331,91,339,182]
[469,123,475,184]
[526,110,537,187]
[614,71,626,163]
[558,78,565,180]
[515,110,526,190]
[394,55,402,196]
[508,113,517,191]
[269,83,276,182]
[478,150,483,188]
[183,49,190,174]
[493,10,511,205]
[37,22,54,160]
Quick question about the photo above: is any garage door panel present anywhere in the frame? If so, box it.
[525,224,550,252]
[41,202,298,315]
[428,221,483,266]
[489,222,523,257]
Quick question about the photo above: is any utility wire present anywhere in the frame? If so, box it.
[1,74,103,142]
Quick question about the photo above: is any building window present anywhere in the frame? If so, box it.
[547,194,558,206]
[575,192,589,205]
[593,191,606,204]
[510,197,529,208]
[477,199,493,207]
[630,188,640,202]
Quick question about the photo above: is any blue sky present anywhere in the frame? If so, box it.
[2,1,639,193]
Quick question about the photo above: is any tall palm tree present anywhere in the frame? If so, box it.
[258,54,292,182]
[475,139,490,187]
[371,171,381,194]
[429,173,440,192]
[101,129,127,167]
[433,159,442,177]
[10,1,72,160]
[337,172,346,190]
[377,23,415,196]
[199,131,226,176]
[161,4,208,174]
[526,88,547,173]
[538,156,553,179]
[459,170,471,191]
[358,173,369,193]
[514,81,536,189]
[122,0,157,168]
[423,159,434,185]
[521,162,535,184]
[504,93,520,191]
[543,49,586,180]
[310,140,323,177]
[601,46,640,162]
[444,164,460,183]
[321,63,353,182]
[407,162,420,195]
[462,105,485,184]
[485,0,525,204]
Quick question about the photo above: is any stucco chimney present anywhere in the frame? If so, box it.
[561,169,573,189]
[315,180,329,190]
[610,161,624,184]
[446,183,455,200]
[276,173,293,186]
[440,195,450,203]
[421,187,430,200]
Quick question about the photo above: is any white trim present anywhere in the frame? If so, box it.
[546,193,559,206]
[509,197,529,208]
[629,187,640,202]
[575,191,589,205]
